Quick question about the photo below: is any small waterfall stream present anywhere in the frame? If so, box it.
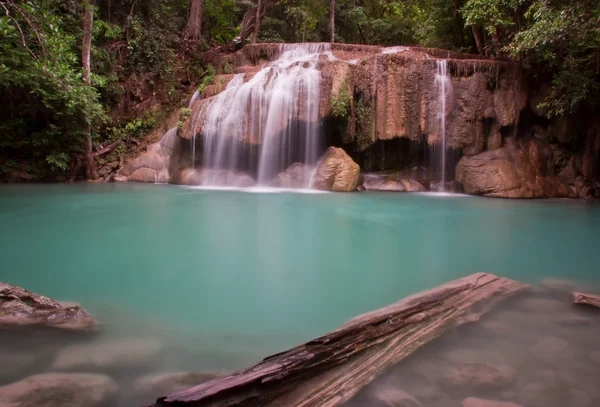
[194,43,332,187]
[435,60,450,191]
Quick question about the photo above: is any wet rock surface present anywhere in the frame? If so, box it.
[313,147,360,192]
[0,282,97,332]
[344,280,600,407]
[0,373,118,407]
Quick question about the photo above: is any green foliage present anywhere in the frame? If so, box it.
[198,65,216,94]
[462,0,600,116]
[331,79,351,118]
[507,0,600,116]
[355,97,373,146]
[179,108,192,121]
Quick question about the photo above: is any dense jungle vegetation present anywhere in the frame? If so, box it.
[0,0,599,180]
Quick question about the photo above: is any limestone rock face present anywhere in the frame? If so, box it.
[52,338,162,371]
[270,163,314,189]
[312,147,360,192]
[133,372,220,398]
[0,282,96,332]
[0,373,117,407]
[456,138,574,198]
[116,127,186,183]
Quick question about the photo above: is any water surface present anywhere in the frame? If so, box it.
[0,184,599,404]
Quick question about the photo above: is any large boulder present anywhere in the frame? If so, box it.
[0,373,117,407]
[52,337,162,371]
[456,138,574,198]
[0,282,97,332]
[312,147,360,192]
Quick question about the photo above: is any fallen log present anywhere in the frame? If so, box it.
[572,292,600,309]
[149,273,525,407]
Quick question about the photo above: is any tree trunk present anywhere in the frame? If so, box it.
[329,0,335,43]
[185,0,204,42]
[471,25,483,55]
[82,0,97,180]
[150,273,525,407]
[252,0,261,44]
[573,292,600,309]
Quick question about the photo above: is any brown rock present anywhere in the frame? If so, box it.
[462,397,522,407]
[312,147,360,192]
[0,282,96,332]
[456,138,572,198]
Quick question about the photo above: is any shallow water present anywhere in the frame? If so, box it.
[345,287,600,407]
[0,184,599,405]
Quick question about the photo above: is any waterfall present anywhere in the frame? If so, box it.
[188,90,200,109]
[435,60,450,191]
[195,43,331,187]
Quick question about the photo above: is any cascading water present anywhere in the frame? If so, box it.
[435,60,450,191]
[194,43,332,187]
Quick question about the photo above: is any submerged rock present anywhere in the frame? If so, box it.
[270,163,314,189]
[133,372,221,397]
[529,336,572,362]
[0,373,117,407]
[374,388,423,407]
[0,282,97,332]
[52,337,162,371]
[462,397,522,407]
[312,147,360,192]
[442,350,516,391]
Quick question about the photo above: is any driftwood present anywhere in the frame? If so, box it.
[572,292,600,309]
[149,273,525,407]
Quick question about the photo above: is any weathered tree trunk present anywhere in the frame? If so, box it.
[150,273,525,407]
[573,292,600,309]
[251,0,262,44]
[471,25,483,55]
[329,0,335,43]
[82,0,97,180]
[185,0,204,42]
